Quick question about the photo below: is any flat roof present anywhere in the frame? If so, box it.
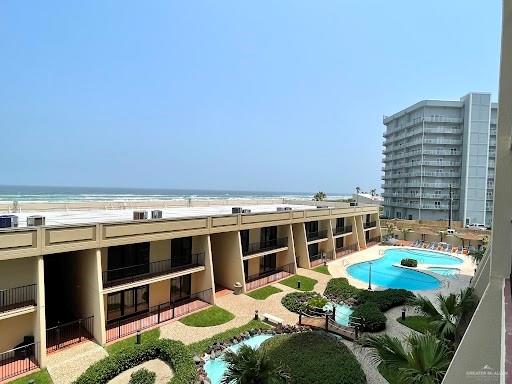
[2,203,320,227]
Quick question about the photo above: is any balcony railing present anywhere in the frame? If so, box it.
[245,263,295,291]
[335,243,358,256]
[46,316,94,353]
[243,237,288,256]
[333,226,352,236]
[106,289,212,342]
[306,230,328,242]
[102,252,205,288]
[363,221,377,229]
[0,342,39,382]
[366,236,381,246]
[0,284,37,314]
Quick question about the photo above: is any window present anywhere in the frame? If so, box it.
[240,230,249,253]
[171,274,191,302]
[260,253,277,273]
[335,237,344,249]
[435,201,441,207]
[305,221,318,235]
[107,243,150,281]
[308,243,319,258]
[107,285,149,322]
[408,215,413,220]
[336,217,345,229]
[260,226,277,246]
[171,237,192,268]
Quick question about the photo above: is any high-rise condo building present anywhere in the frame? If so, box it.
[382,92,497,227]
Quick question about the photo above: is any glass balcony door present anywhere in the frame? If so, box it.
[171,275,191,302]
[171,237,192,269]
[106,285,149,322]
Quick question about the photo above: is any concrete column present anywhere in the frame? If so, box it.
[354,216,366,249]
[34,255,47,368]
[210,232,245,293]
[287,224,298,273]
[93,249,106,345]
[292,223,310,269]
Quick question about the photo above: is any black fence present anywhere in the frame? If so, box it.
[106,289,213,342]
[0,342,39,381]
[245,263,295,291]
[335,243,358,256]
[243,237,288,256]
[363,221,377,229]
[0,284,37,313]
[246,262,295,283]
[367,236,381,246]
[333,226,353,236]
[46,316,94,353]
[306,230,328,242]
[103,252,206,288]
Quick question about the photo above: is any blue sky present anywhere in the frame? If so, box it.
[0,1,501,194]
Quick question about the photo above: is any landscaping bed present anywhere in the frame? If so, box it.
[179,306,234,327]
[246,285,282,300]
[279,275,317,291]
[313,265,331,275]
[281,291,326,314]
[397,315,436,334]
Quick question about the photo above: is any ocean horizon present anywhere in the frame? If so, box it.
[0,185,351,203]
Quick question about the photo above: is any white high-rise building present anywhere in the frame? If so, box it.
[382,92,497,226]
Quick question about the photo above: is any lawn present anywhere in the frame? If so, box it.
[260,332,366,384]
[279,275,317,291]
[179,305,235,327]
[246,285,282,300]
[106,328,160,354]
[188,319,271,355]
[9,369,53,384]
[313,265,331,275]
[397,315,435,334]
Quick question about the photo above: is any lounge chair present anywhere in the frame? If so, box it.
[444,243,451,252]
[429,242,437,250]
[456,246,463,254]
[423,242,430,249]
[412,240,419,247]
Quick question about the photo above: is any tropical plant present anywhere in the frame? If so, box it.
[359,333,452,384]
[370,188,376,197]
[400,258,418,268]
[400,227,412,241]
[385,223,396,240]
[411,288,478,341]
[306,296,328,311]
[313,191,326,201]
[469,248,485,264]
[129,368,156,384]
[438,230,447,243]
[221,344,289,384]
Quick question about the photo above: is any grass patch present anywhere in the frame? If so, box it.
[246,285,282,300]
[279,275,317,291]
[397,315,435,334]
[261,332,366,384]
[179,306,234,327]
[313,265,331,275]
[188,320,271,355]
[106,328,160,355]
[9,369,53,384]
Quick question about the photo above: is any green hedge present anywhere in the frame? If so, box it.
[356,288,414,311]
[129,368,156,384]
[400,258,418,267]
[350,302,387,332]
[324,278,360,302]
[281,292,323,313]
[73,339,196,384]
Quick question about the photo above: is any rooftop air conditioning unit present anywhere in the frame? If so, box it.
[133,210,148,220]
[284,207,292,211]
[0,215,18,229]
[277,207,285,211]
[242,209,251,214]
[151,210,162,219]
[350,202,358,207]
[27,215,45,227]
[232,207,242,214]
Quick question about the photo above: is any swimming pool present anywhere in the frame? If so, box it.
[323,302,353,326]
[428,267,460,277]
[204,334,273,384]
[346,248,463,290]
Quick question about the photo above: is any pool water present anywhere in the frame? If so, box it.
[428,267,460,277]
[203,334,273,384]
[323,303,353,326]
[346,248,463,291]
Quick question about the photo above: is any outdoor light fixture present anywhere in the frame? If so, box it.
[367,261,373,291]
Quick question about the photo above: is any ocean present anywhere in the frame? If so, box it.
[0,185,350,203]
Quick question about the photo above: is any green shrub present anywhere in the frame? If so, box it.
[323,278,360,302]
[307,296,328,310]
[281,291,323,313]
[73,339,196,384]
[356,288,414,311]
[351,302,387,332]
[129,368,156,384]
[400,258,418,267]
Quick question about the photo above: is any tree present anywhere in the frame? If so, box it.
[438,230,447,243]
[370,188,376,197]
[385,223,396,240]
[222,345,289,384]
[411,288,478,342]
[359,333,452,384]
[313,191,326,201]
[400,228,412,241]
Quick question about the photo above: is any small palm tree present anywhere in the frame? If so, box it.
[438,230,447,243]
[359,333,452,384]
[401,227,412,241]
[222,345,289,384]
[370,188,376,197]
[313,191,326,201]
[386,223,396,240]
[412,288,477,341]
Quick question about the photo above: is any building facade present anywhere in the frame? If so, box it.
[0,201,380,381]
[382,92,497,227]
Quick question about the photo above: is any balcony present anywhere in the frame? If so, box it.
[309,253,325,267]
[335,243,358,257]
[242,237,288,257]
[363,221,377,229]
[0,284,37,315]
[102,252,205,289]
[0,342,39,382]
[332,225,352,236]
[245,263,294,291]
[306,230,328,242]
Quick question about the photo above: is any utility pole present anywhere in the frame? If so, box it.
[448,184,453,229]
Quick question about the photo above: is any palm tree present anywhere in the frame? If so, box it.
[355,186,361,205]
[313,191,326,201]
[386,223,396,240]
[412,288,477,341]
[359,333,452,384]
[400,227,412,241]
[438,230,447,243]
[370,188,376,197]
[222,345,289,384]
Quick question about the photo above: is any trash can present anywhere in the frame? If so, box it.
[233,281,243,295]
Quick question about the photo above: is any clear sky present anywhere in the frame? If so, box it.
[0,0,501,194]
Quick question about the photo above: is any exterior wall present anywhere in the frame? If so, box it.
[150,240,170,262]
[210,232,245,292]
[149,280,170,307]
[0,312,36,352]
[0,257,36,289]
[292,223,309,268]
[354,216,366,249]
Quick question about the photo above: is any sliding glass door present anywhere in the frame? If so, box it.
[171,275,191,302]
[106,285,149,322]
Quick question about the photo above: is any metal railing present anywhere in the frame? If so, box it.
[245,263,294,291]
[103,252,205,288]
[0,342,39,381]
[106,289,212,342]
[333,226,352,236]
[336,243,358,256]
[306,230,328,242]
[366,236,381,246]
[0,284,37,313]
[46,316,94,353]
[243,237,288,256]
[363,221,377,229]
